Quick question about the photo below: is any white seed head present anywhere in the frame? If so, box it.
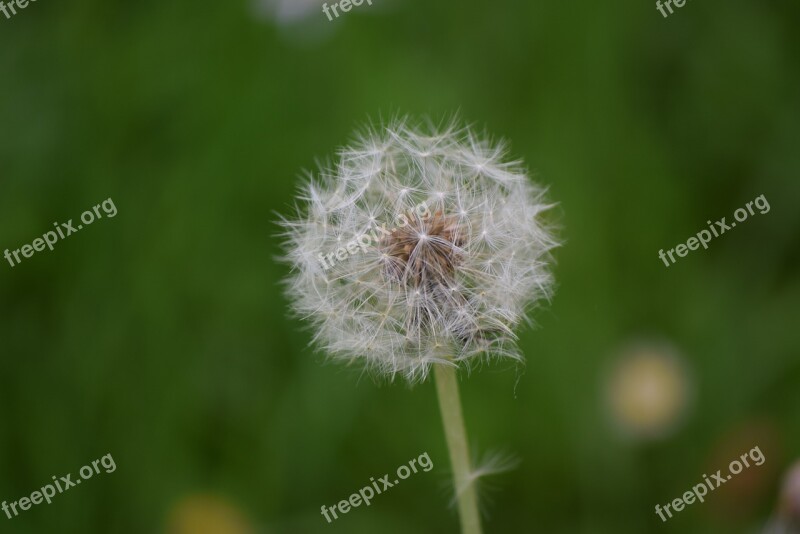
[279,118,560,383]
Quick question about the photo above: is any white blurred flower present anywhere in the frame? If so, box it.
[253,0,320,24]
[768,461,800,533]
[279,118,560,383]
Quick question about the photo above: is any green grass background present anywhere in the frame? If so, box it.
[1,0,799,532]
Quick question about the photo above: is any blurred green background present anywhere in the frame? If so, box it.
[1,0,799,532]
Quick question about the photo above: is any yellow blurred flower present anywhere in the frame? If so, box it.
[166,494,254,534]
[605,341,691,439]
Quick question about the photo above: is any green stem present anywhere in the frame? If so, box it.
[433,363,482,534]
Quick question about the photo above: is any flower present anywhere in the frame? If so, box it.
[777,461,800,529]
[253,0,320,25]
[166,494,253,534]
[604,341,691,439]
[279,118,559,382]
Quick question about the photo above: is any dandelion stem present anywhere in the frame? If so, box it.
[434,363,482,534]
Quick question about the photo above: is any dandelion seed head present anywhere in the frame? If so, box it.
[279,118,560,383]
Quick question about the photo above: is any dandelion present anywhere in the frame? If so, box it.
[279,117,559,533]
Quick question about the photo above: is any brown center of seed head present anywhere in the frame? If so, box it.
[380,210,465,286]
